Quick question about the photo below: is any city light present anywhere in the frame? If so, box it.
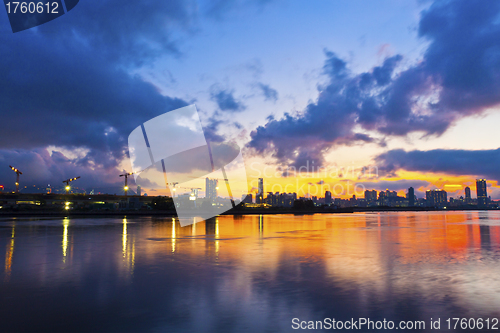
[119,172,135,196]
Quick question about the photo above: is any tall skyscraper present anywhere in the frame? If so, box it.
[407,187,415,206]
[137,185,141,196]
[206,178,218,202]
[257,178,264,203]
[465,186,471,203]
[476,179,487,208]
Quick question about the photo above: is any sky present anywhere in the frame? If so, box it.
[2,0,500,199]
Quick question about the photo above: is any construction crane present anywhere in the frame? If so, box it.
[119,172,135,196]
[166,182,179,197]
[63,177,80,194]
[9,166,22,193]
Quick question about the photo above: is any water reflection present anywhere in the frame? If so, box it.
[4,224,14,281]
[172,217,176,253]
[62,217,69,262]
[122,218,127,258]
[1,212,500,332]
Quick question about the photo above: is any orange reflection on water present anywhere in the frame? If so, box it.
[136,212,500,273]
[4,226,15,281]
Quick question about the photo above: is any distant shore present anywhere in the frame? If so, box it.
[0,206,497,219]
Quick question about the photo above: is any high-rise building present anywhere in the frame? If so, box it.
[476,179,487,208]
[257,178,264,203]
[365,190,377,203]
[325,191,332,204]
[137,185,141,196]
[426,189,447,207]
[206,178,218,202]
[465,186,471,203]
[407,187,415,206]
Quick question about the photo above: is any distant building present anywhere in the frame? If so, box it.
[242,194,252,204]
[206,178,218,202]
[256,178,264,203]
[325,190,332,204]
[386,190,397,197]
[476,179,487,208]
[137,185,141,196]
[465,186,471,203]
[426,189,447,207]
[407,187,415,206]
[365,190,377,203]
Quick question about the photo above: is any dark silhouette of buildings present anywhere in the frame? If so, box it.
[465,186,471,203]
[242,194,252,203]
[407,187,415,206]
[325,190,332,204]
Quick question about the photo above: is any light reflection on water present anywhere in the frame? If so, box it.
[1,211,500,332]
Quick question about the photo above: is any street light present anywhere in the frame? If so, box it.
[63,177,80,194]
[9,166,22,193]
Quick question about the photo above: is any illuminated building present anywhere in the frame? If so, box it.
[476,179,487,208]
[426,189,447,207]
[256,178,264,204]
[364,190,377,203]
[205,178,218,202]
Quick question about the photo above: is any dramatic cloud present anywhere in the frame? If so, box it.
[248,0,500,167]
[258,83,278,102]
[0,148,126,192]
[0,0,196,190]
[375,148,500,182]
[210,87,246,112]
[248,52,401,167]
[358,179,430,192]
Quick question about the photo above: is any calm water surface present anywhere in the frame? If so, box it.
[1,211,500,332]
